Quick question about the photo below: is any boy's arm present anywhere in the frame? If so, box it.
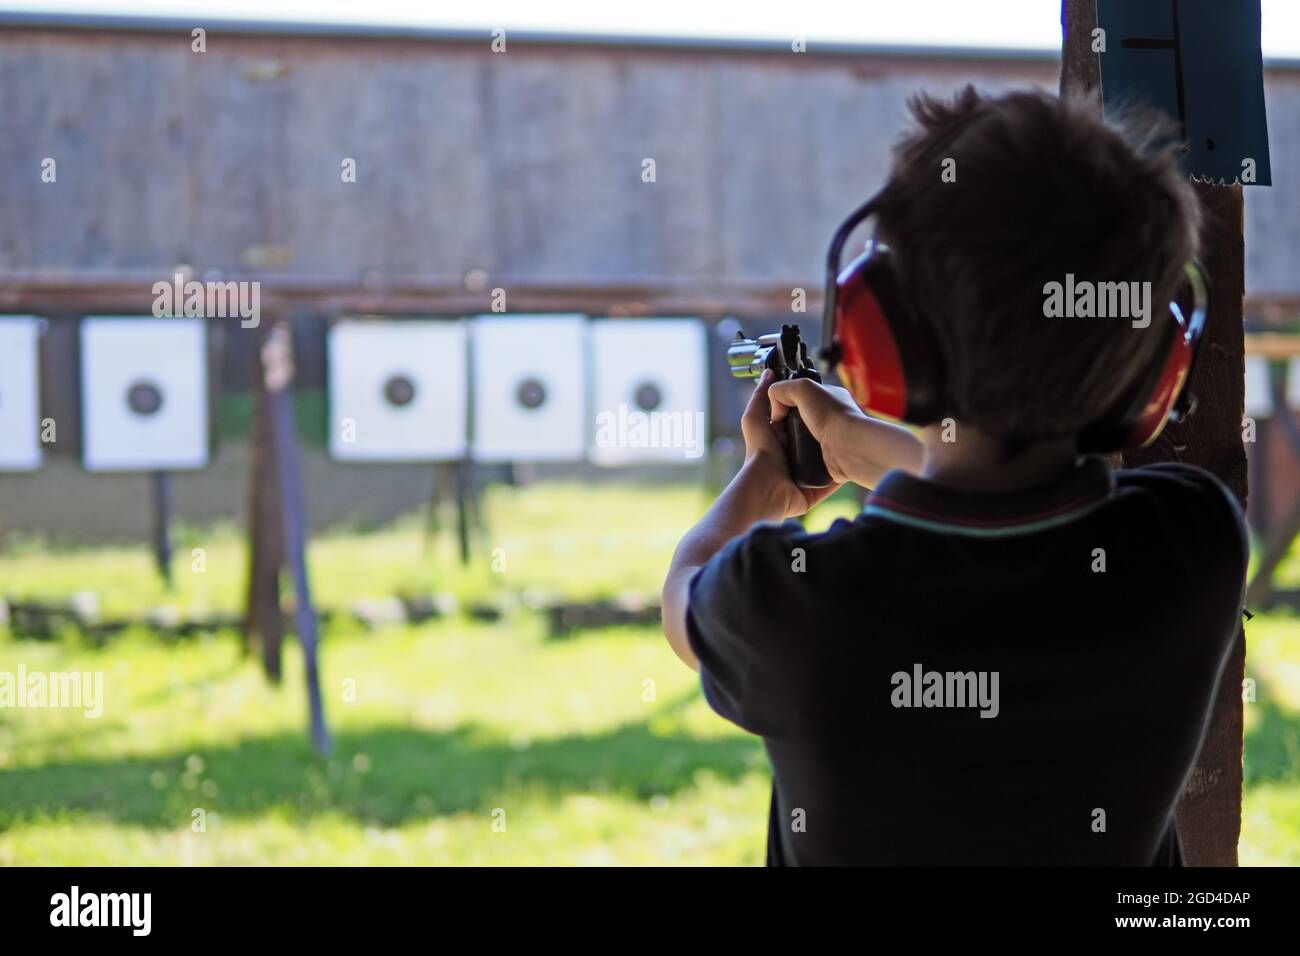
[662,372,839,670]
[768,378,923,489]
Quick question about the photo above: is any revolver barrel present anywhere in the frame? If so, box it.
[727,332,784,380]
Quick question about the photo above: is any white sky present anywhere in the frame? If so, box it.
[6,0,1299,58]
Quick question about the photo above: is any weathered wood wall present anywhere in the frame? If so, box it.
[4,22,1295,304]
[0,23,1057,294]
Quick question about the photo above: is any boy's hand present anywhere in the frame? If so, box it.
[741,371,842,517]
[660,370,844,672]
[768,377,924,489]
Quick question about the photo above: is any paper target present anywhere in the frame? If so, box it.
[588,319,709,465]
[328,319,469,461]
[1286,359,1300,411]
[1244,356,1272,417]
[81,317,210,471]
[470,314,587,462]
[0,316,42,471]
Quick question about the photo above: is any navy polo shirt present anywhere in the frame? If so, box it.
[685,457,1247,865]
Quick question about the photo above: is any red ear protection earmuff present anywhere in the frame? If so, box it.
[819,192,1209,453]
[1075,261,1208,452]
[820,193,946,426]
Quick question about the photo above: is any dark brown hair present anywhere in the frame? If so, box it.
[874,86,1202,444]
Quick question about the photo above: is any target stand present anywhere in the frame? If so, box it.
[422,459,486,567]
[80,316,212,589]
[325,317,485,566]
[245,318,330,755]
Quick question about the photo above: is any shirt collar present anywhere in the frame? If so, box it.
[863,456,1114,538]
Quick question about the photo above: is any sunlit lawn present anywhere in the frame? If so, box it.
[0,482,1296,864]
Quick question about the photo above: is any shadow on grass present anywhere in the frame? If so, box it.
[0,706,766,831]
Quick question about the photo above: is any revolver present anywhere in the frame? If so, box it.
[727,324,833,489]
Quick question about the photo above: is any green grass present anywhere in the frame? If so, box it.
[0,480,860,620]
[1240,611,1300,865]
[0,482,1296,865]
[0,623,770,865]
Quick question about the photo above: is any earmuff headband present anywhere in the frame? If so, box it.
[820,192,884,366]
[1087,258,1209,452]
[1172,259,1209,421]
[821,192,1208,452]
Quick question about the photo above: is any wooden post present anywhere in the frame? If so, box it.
[1061,0,1249,866]
[149,470,174,589]
[244,320,286,682]
[262,321,331,755]
[454,458,475,567]
[1244,368,1300,608]
[425,459,485,566]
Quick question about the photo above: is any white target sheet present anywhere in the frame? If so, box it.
[80,317,210,471]
[0,316,42,471]
[328,319,469,461]
[588,318,709,464]
[471,314,587,462]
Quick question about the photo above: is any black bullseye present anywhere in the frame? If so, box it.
[383,374,417,407]
[516,377,547,410]
[633,381,662,412]
[126,381,164,416]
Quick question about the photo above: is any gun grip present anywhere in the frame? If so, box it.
[783,407,833,489]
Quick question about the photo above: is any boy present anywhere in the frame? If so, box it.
[661,88,1248,865]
